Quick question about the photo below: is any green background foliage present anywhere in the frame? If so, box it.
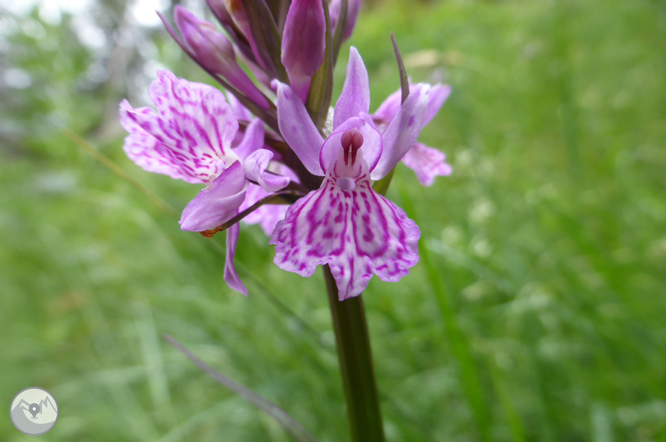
[1,0,665,440]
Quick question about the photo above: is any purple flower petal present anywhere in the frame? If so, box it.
[275,81,325,176]
[372,87,402,126]
[401,142,452,186]
[226,91,253,121]
[319,115,382,173]
[371,84,430,180]
[373,83,452,128]
[243,149,291,192]
[271,140,419,300]
[333,47,370,129]
[179,161,247,231]
[329,0,362,41]
[423,84,452,126]
[233,118,264,160]
[281,0,326,103]
[224,221,248,295]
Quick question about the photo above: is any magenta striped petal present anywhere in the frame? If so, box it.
[270,144,419,300]
[148,70,239,181]
[120,71,239,183]
[119,101,201,183]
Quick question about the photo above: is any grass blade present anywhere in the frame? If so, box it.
[164,334,321,442]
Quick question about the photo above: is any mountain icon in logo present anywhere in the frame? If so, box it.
[9,387,59,436]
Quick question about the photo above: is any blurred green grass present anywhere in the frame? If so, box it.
[1,0,666,441]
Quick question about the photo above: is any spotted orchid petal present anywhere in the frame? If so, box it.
[179,161,248,231]
[271,131,420,300]
[244,149,291,192]
[402,142,453,186]
[371,84,430,180]
[333,47,370,129]
[224,221,247,295]
[275,81,325,176]
[120,71,239,184]
[119,101,198,183]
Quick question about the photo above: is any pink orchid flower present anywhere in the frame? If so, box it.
[373,83,453,186]
[271,48,430,300]
[119,70,292,295]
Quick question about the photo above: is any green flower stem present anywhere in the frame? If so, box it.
[324,265,386,442]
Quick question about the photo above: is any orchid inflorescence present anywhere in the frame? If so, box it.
[119,0,452,300]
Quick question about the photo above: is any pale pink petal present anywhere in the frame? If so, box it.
[243,149,291,192]
[226,90,253,121]
[179,161,248,231]
[423,84,452,126]
[373,83,452,127]
[401,142,452,187]
[271,144,419,300]
[333,47,370,129]
[371,84,430,180]
[372,88,402,124]
[275,81,324,176]
[224,221,247,295]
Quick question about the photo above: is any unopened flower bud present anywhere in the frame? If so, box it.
[281,0,326,102]
[206,0,235,28]
[175,6,269,109]
[330,0,361,42]
[222,0,267,70]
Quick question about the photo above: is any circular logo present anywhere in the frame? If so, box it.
[9,387,59,436]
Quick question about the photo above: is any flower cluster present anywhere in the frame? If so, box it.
[119,0,452,300]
